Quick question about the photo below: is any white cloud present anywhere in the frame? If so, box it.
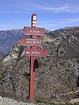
[41,18,79,30]
[1,0,79,14]
[65,18,79,23]
[32,3,79,13]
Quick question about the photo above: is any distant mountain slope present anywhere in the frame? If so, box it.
[0,29,23,56]
[48,27,79,38]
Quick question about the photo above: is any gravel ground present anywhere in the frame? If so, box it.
[0,96,35,105]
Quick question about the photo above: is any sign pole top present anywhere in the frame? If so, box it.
[32,13,37,16]
[31,13,37,28]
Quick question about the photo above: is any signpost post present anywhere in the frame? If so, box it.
[17,13,48,102]
[29,56,35,101]
[29,13,37,101]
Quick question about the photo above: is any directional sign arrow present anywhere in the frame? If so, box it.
[17,38,42,46]
[23,27,45,36]
[25,47,48,57]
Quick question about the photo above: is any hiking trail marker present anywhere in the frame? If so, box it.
[25,47,48,57]
[23,27,45,36]
[17,13,48,102]
[17,38,41,46]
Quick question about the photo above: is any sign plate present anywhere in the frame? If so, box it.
[25,47,48,57]
[17,38,41,46]
[23,27,45,36]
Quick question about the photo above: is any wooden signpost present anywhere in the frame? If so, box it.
[25,47,48,57]
[23,27,45,36]
[17,13,48,102]
[17,38,41,46]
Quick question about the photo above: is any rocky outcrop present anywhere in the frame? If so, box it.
[0,27,79,103]
[3,45,19,62]
[35,27,79,102]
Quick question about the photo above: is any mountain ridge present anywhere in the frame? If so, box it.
[0,29,23,56]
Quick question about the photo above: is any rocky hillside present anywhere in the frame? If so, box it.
[0,27,79,104]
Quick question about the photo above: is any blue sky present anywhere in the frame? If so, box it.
[0,0,79,30]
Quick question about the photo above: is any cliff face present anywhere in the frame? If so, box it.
[0,27,79,103]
